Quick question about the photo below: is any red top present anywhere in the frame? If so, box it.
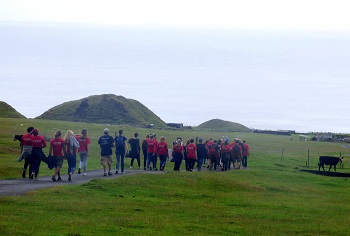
[221,144,231,153]
[243,143,250,156]
[186,143,197,159]
[31,135,47,148]
[206,141,213,149]
[147,139,157,153]
[75,135,91,152]
[21,133,32,146]
[50,138,65,156]
[173,145,183,154]
[157,141,168,155]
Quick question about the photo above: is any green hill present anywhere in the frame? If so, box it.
[35,94,166,127]
[197,118,251,132]
[0,101,26,118]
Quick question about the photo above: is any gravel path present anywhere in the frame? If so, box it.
[0,168,163,197]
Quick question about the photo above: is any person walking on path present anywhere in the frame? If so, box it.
[146,134,157,171]
[18,126,34,178]
[172,140,184,171]
[29,129,47,180]
[242,140,250,168]
[76,129,91,176]
[152,134,159,171]
[196,138,207,171]
[157,136,169,171]
[115,130,128,174]
[49,130,65,181]
[129,132,141,169]
[232,139,243,170]
[141,135,149,170]
[64,130,80,182]
[208,140,219,171]
[221,140,231,171]
[186,139,197,171]
[98,128,115,176]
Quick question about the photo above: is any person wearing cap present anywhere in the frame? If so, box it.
[49,130,65,181]
[76,128,91,176]
[196,138,207,171]
[98,128,115,176]
[30,129,47,180]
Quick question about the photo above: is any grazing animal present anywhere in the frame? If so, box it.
[13,135,23,147]
[318,156,343,171]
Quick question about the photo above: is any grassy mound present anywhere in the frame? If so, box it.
[0,101,26,118]
[35,94,166,127]
[197,118,250,132]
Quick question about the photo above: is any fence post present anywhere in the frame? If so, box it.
[281,148,284,163]
[307,149,310,168]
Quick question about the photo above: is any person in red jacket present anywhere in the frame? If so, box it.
[221,140,231,171]
[172,140,183,171]
[231,139,243,169]
[242,140,250,168]
[146,134,157,171]
[30,129,47,180]
[18,126,34,178]
[76,128,91,176]
[157,136,169,171]
[49,130,65,181]
[186,139,197,171]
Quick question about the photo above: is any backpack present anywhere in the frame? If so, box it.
[116,136,125,149]
[233,144,240,154]
[208,144,217,155]
[142,139,148,150]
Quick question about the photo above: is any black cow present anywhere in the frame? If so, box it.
[13,135,23,147]
[318,156,343,171]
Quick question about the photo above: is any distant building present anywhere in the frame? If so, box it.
[314,133,333,141]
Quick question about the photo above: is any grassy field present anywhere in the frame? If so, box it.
[0,118,350,235]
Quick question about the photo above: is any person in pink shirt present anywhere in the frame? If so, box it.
[186,139,197,171]
[157,136,169,171]
[30,129,47,180]
[49,130,65,181]
[76,128,91,176]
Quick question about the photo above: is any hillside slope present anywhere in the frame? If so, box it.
[197,119,250,132]
[0,101,26,118]
[35,94,166,127]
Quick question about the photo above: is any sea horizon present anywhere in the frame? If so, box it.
[1,22,350,133]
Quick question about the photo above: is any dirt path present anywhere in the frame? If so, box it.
[0,169,163,197]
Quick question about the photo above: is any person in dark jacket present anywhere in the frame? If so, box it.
[196,138,207,171]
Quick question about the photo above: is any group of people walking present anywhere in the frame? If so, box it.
[17,126,90,182]
[97,128,250,175]
[17,126,250,180]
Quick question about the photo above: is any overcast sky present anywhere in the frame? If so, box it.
[1,0,350,31]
